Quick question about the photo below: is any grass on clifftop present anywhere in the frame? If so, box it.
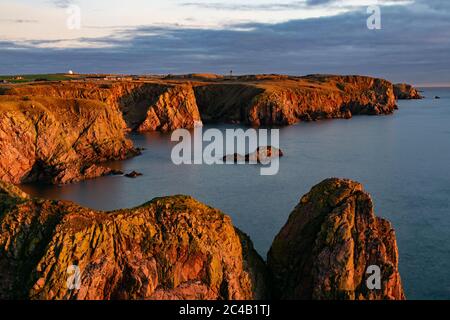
[0,74,75,83]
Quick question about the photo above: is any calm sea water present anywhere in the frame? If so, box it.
[21,88,450,300]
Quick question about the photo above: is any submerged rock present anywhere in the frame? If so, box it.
[0,182,268,300]
[268,178,405,300]
[125,170,143,178]
[222,146,283,163]
[245,146,284,163]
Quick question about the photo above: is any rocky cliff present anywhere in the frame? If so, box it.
[268,178,405,300]
[0,178,404,300]
[394,83,423,100]
[0,74,416,184]
[195,75,398,126]
[0,95,137,184]
[0,181,268,300]
[4,74,399,131]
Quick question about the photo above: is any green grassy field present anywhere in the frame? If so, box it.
[0,74,76,83]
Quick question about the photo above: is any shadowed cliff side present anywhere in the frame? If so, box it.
[0,181,268,300]
[267,178,405,300]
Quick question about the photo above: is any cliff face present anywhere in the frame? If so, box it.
[0,181,268,300]
[0,179,404,300]
[267,178,405,300]
[0,96,137,184]
[195,75,398,126]
[394,83,423,99]
[0,74,410,185]
[132,84,202,132]
[5,74,399,131]
[5,82,202,132]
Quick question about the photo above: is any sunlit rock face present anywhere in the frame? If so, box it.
[0,74,402,184]
[268,178,405,300]
[394,83,423,100]
[0,182,268,300]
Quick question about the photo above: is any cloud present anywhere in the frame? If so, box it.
[180,0,410,11]
[181,1,310,11]
[0,19,38,24]
[51,0,76,9]
[0,0,449,85]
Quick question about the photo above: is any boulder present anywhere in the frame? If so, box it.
[125,170,143,178]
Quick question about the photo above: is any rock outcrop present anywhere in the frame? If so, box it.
[267,178,405,300]
[0,96,138,184]
[0,181,268,300]
[394,83,423,99]
[195,75,398,126]
[134,84,202,132]
[4,74,399,132]
[223,146,283,163]
[0,178,405,300]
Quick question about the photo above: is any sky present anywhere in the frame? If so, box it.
[0,0,449,85]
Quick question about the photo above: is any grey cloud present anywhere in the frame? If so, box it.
[306,0,334,5]
[0,0,449,85]
[181,1,309,11]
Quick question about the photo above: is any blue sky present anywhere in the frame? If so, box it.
[0,0,449,85]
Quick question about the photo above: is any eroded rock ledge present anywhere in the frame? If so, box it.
[0,178,404,300]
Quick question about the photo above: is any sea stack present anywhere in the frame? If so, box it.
[394,83,423,100]
[267,178,405,300]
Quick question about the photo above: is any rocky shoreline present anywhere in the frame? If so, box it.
[0,178,404,300]
[0,74,421,185]
[0,74,413,300]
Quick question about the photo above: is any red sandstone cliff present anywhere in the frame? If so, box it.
[4,74,399,131]
[0,75,417,185]
[0,181,268,300]
[0,95,137,184]
[0,179,404,300]
[268,178,405,300]
[394,83,423,99]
